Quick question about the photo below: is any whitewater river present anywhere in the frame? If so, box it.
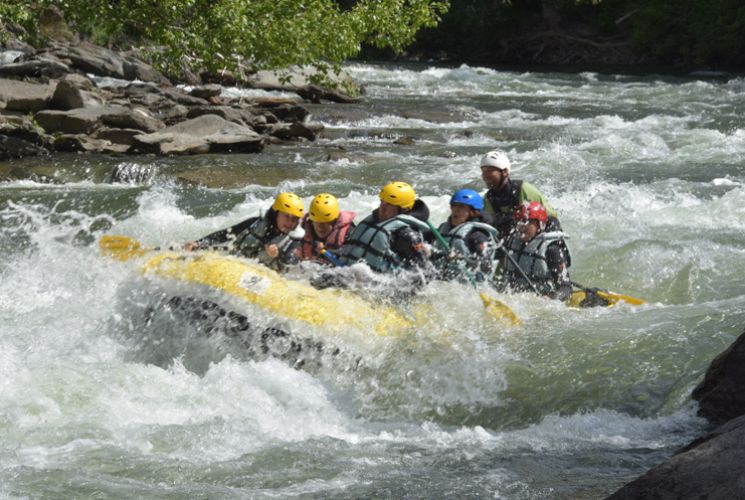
[2,63,745,498]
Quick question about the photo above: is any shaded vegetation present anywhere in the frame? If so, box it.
[404,0,745,70]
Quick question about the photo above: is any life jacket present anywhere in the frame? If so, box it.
[436,219,501,280]
[340,213,430,273]
[234,212,299,270]
[484,180,562,240]
[484,180,523,219]
[504,231,570,293]
[300,210,356,263]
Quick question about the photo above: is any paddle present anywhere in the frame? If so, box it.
[426,221,521,327]
[500,239,645,306]
[570,281,646,306]
[500,244,542,295]
[317,243,344,267]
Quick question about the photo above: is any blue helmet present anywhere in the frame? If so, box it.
[450,189,483,211]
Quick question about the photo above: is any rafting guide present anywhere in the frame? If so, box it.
[480,150,562,241]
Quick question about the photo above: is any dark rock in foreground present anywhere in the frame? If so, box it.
[607,328,745,499]
[607,415,745,499]
[691,330,745,425]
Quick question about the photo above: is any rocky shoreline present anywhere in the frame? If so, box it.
[1,26,357,169]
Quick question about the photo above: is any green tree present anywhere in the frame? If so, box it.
[2,0,449,80]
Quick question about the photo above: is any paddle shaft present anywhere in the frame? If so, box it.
[319,246,343,267]
[500,244,542,295]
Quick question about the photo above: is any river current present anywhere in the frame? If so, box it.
[2,63,745,498]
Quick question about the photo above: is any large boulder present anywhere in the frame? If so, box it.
[35,106,163,135]
[246,67,360,103]
[0,79,55,112]
[606,415,745,499]
[132,114,263,155]
[48,41,170,85]
[50,75,101,110]
[0,57,71,79]
[692,329,745,425]
[0,114,49,160]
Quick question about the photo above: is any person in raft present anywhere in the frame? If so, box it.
[338,181,433,274]
[183,192,304,272]
[299,193,356,265]
[495,200,572,301]
[480,150,561,241]
[430,188,502,283]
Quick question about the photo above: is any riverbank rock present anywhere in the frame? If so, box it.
[1,59,323,160]
[606,415,745,499]
[691,330,745,425]
[132,114,264,155]
[607,328,745,498]
[1,12,340,163]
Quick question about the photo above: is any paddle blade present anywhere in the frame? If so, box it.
[480,292,521,326]
[568,287,646,308]
[600,290,646,306]
[99,235,147,261]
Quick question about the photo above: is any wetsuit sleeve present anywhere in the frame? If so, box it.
[194,217,257,249]
[545,243,572,301]
[391,227,426,263]
[391,226,436,278]
[465,230,491,254]
[463,230,498,276]
[278,238,302,268]
[520,182,558,219]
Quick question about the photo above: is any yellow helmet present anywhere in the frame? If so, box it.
[309,193,340,223]
[271,192,304,218]
[379,181,416,210]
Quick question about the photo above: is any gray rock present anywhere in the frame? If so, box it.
[93,127,143,146]
[186,105,256,127]
[268,121,320,141]
[295,84,360,104]
[692,330,745,425]
[101,107,164,133]
[190,84,222,99]
[0,79,54,112]
[35,106,113,134]
[53,134,129,154]
[132,114,263,155]
[0,134,48,160]
[264,103,310,123]
[0,57,71,79]
[35,106,161,135]
[606,415,745,499]
[50,41,168,85]
[50,79,88,110]
[247,67,359,99]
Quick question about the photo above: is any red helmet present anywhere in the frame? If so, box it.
[514,201,548,222]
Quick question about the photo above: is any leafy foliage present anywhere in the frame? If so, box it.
[2,0,449,78]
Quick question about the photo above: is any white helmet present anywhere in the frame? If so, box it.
[480,151,511,173]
